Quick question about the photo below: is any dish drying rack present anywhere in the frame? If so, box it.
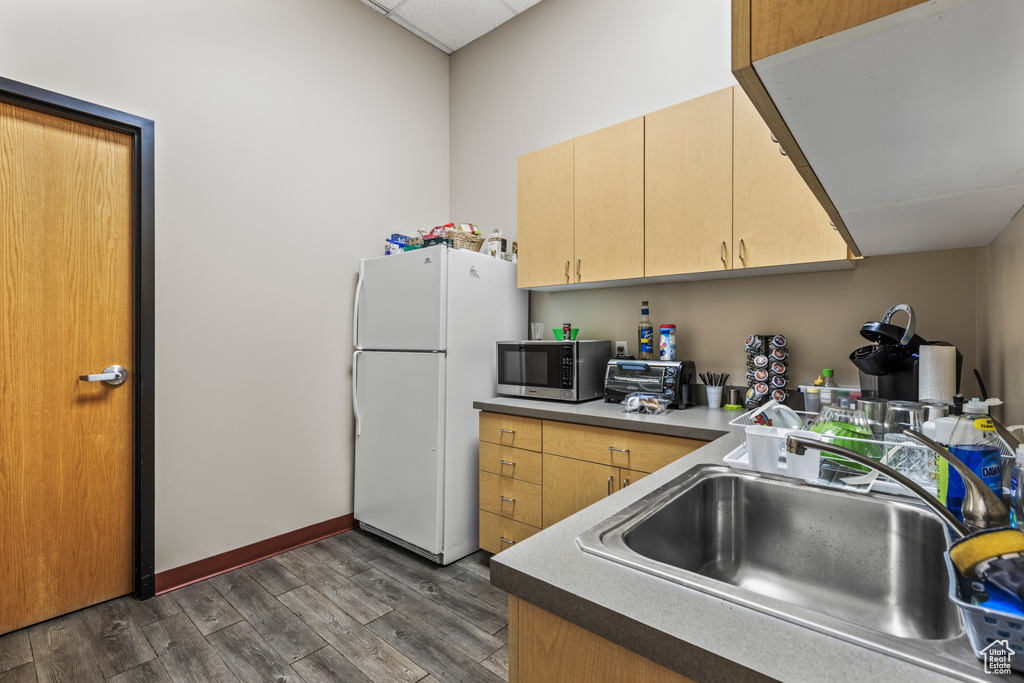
[726,400,1017,496]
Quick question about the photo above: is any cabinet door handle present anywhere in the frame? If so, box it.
[576,258,581,281]
[738,238,745,265]
[622,478,630,488]
[565,260,570,282]
[770,132,778,144]
[830,220,838,231]
[499,537,516,545]
[720,241,726,266]
[498,429,515,437]
[778,143,788,157]
[499,496,516,504]
[498,460,516,467]
[607,476,613,496]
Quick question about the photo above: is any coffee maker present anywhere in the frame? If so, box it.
[849,303,962,401]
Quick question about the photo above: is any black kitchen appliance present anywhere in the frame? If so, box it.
[849,303,962,401]
[603,359,697,407]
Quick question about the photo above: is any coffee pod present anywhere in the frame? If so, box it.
[752,382,769,398]
[771,388,788,403]
[753,355,769,368]
[770,374,788,389]
[744,334,759,351]
[753,368,769,382]
[770,361,787,376]
[770,335,787,349]
[770,347,788,362]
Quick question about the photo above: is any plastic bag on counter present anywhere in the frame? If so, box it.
[622,392,671,415]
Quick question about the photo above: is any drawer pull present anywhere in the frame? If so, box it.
[499,537,516,545]
[498,429,515,435]
[608,447,629,454]
[499,496,516,504]
[498,460,516,467]
[607,476,613,496]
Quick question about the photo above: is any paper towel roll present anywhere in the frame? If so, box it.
[919,344,957,402]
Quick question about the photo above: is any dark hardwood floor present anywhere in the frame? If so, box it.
[0,530,508,683]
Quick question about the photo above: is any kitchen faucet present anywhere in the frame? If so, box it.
[785,430,1009,538]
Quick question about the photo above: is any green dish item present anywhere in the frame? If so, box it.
[809,420,883,472]
[552,328,580,341]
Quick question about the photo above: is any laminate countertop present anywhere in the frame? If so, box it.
[473,397,1012,683]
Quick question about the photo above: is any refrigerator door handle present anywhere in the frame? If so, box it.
[353,260,365,349]
[353,350,363,436]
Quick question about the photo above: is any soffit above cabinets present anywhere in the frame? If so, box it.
[361,0,543,54]
[753,0,1024,256]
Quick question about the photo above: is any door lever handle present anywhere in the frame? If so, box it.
[79,365,127,386]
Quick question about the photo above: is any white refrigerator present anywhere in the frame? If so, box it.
[352,245,527,564]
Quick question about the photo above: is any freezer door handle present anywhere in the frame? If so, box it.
[353,260,365,349]
[353,350,363,436]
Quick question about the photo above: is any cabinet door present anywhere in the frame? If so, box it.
[542,454,618,528]
[518,140,575,288]
[732,87,849,268]
[574,117,645,283]
[645,88,734,275]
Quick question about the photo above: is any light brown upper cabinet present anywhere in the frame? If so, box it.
[732,86,849,269]
[645,87,734,275]
[573,117,645,283]
[517,139,575,288]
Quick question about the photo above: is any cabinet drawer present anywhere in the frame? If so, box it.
[479,442,543,485]
[479,510,540,555]
[479,412,542,452]
[543,420,705,473]
[479,471,542,528]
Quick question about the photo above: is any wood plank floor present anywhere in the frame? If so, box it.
[0,530,508,683]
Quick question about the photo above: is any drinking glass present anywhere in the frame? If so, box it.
[882,401,936,494]
[529,323,543,341]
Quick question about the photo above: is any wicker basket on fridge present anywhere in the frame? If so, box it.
[445,228,484,251]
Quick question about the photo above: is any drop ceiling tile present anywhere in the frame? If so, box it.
[394,0,515,52]
[497,0,543,13]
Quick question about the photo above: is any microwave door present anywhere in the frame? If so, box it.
[497,344,565,399]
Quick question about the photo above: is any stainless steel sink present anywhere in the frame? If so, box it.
[577,464,968,665]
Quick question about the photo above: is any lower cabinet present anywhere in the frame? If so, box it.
[542,455,649,528]
[478,412,705,554]
[509,596,695,683]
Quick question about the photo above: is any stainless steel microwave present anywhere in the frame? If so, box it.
[496,340,612,402]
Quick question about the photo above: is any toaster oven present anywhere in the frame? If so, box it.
[603,359,697,407]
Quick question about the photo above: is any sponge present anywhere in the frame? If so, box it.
[950,528,1024,577]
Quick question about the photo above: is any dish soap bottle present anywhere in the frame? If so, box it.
[943,399,1002,523]
[637,301,654,361]
[935,394,965,508]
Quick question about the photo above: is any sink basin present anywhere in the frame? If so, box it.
[577,464,965,656]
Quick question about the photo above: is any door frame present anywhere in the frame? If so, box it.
[0,76,156,599]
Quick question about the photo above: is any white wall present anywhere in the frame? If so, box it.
[978,206,1024,420]
[1,0,450,571]
[449,0,734,236]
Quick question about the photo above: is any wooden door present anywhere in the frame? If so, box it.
[1,101,134,635]
[517,140,574,288]
[573,117,644,283]
[732,87,849,268]
[645,88,734,275]
[542,454,618,528]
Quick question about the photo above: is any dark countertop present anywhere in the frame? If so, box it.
[474,397,1007,683]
